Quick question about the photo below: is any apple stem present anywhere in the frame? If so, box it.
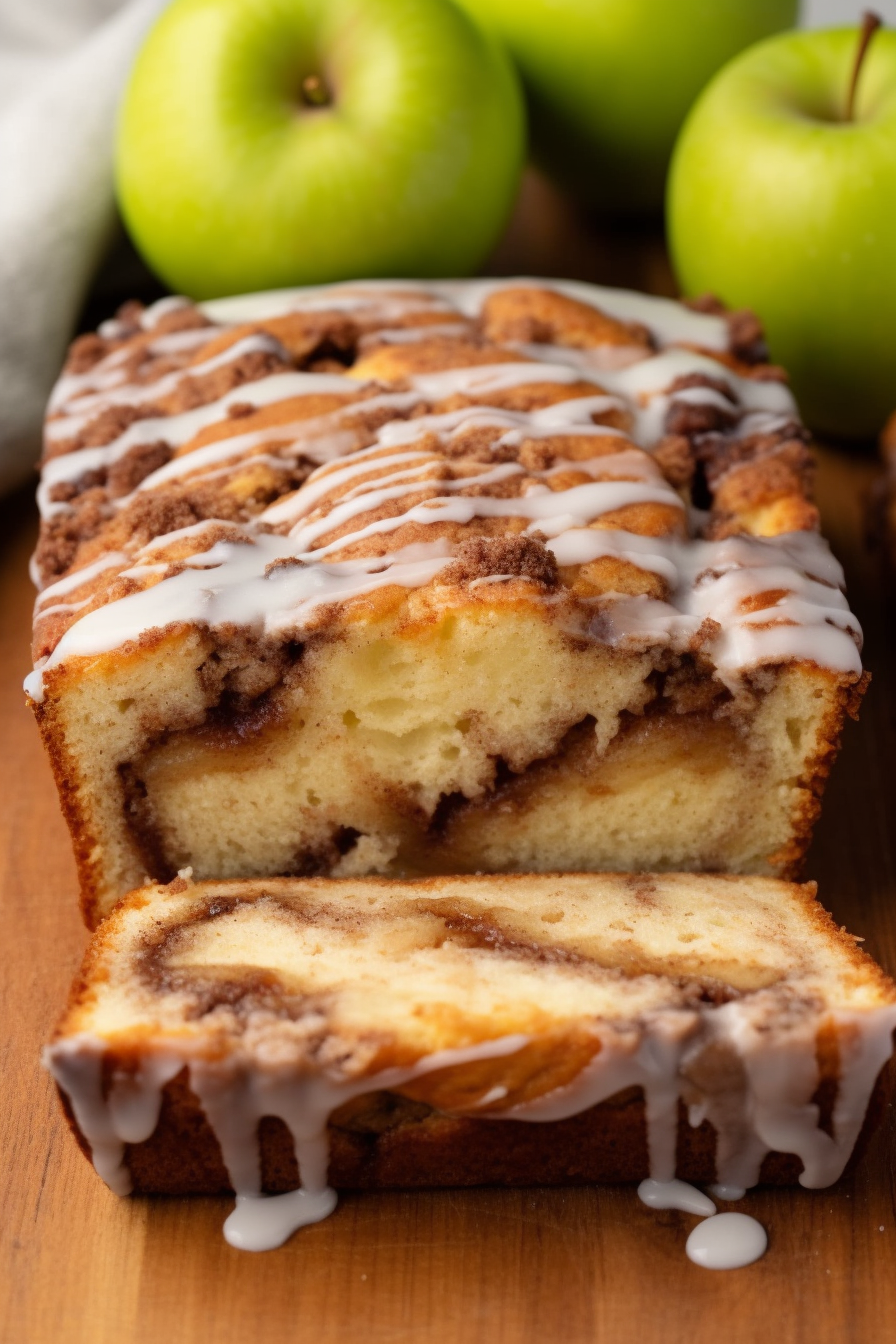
[301,74,330,108]
[844,11,882,121]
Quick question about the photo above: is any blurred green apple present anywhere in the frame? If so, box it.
[116,0,525,298]
[454,0,797,213]
[668,21,896,438]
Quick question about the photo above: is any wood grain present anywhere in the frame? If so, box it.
[3,216,895,1342]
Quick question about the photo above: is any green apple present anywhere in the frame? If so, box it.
[668,22,896,439]
[453,0,797,213]
[116,0,525,299]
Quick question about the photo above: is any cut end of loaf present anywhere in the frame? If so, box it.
[48,872,896,1203]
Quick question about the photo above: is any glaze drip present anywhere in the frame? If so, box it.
[26,524,861,702]
[45,1000,896,1251]
[685,1213,768,1270]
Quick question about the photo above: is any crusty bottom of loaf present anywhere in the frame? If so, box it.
[61,1068,885,1196]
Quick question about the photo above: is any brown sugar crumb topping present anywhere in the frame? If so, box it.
[653,434,695,490]
[265,556,308,578]
[440,534,560,587]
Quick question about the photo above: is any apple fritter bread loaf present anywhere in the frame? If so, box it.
[46,872,896,1249]
[27,280,865,926]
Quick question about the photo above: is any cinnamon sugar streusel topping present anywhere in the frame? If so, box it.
[27,279,860,699]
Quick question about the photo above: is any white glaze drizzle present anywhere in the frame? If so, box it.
[685,1213,768,1270]
[47,1043,183,1194]
[637,1178,716,1217]
[638,1177,769,1271]
[46,1032,526,1249]
[709,1183,747,1201]
[30,277,860,701]
[38,368,369,520]
[26,522,862,703]
[223,1188,338,1251]
[204,283,463,324]
[287,463,678,561]
[96,296,199,342]
[494,1014,692,1181]
[405,348,794,453]
[112,397,629,523]
[36,276,734,512]
[45,333,290,442]
[33,551,129,612]
[706,1003,896,1191]
[201,277,730,352]
[47,326,218,416]
[367,322,472,344]
[45,1000,896,1252]
[139,295,195,330]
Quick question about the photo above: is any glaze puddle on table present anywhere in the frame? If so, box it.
[638,1180,767,1270]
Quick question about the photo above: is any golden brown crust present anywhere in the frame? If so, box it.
[31,692,108,924]
[480,285,654,353]
[766,670,870,880]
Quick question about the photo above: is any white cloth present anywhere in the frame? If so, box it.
[804,0,896,24]
[0,0,167,494]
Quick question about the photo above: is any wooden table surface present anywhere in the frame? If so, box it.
[3,184,896,1343]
